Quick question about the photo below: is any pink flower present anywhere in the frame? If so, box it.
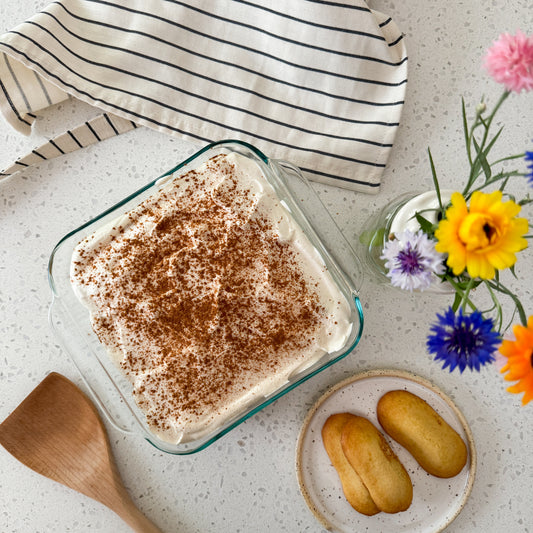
[484,30,533,92]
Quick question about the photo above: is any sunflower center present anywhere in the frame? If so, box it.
[483,222,496,241]
[458,213,500,251]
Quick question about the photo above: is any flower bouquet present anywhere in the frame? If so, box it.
[371,31,533,404]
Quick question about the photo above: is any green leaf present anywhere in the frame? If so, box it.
[472,135,492,181]
[461,98,471,164]
[414,213,434,234]
[483,126,503,158]
[509,265,519,279]
[427,148,443,212]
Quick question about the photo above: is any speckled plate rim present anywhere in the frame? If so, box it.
[295,368,477,533]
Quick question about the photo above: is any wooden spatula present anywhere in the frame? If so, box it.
[0,372,163,533]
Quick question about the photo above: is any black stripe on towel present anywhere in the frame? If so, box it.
[81,0,406,67]
[7,29,403,160]
[0,76,32,126]
[85,120,101,141]
[18,22,405,126]
[1,40,386,181]
[302,166,381,188]
[32,149,46,160]
[49,138,65,154]
[176,0,386,42]
[301,0,371,13]
[103,113,119,135]
[49,5,407,92]
[67,129,83,148]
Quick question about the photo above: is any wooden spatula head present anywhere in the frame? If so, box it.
[0,373,111,493]
[0,372,163,533]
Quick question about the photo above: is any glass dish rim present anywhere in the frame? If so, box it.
[47,139,365,454]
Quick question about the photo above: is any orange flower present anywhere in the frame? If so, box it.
[435,190,529,279]
[499,316,533,405]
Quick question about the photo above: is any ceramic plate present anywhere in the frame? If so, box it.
[296,369,476,533]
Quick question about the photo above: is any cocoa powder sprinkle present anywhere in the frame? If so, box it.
[72,154,343,442]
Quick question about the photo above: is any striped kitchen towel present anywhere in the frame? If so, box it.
[0,0,407,192]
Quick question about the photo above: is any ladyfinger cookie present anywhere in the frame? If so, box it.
[377,390,467,478]
[322,413,380,516]
[341,416,413,514]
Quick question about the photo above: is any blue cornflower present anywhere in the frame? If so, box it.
[525,151,533,187]
[381,230,446,291]
[427,307,501,372]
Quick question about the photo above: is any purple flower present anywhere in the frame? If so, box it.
[427,307,501,372]
[526,151,533,187]
[381,230,446,291]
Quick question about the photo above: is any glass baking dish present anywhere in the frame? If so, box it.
[48,140,364,455]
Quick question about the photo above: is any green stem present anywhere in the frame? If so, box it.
[444,276,477,311]
[490,153,525,166]
[460,277,477,310]
[485,279,528,327]
[463,91,511,195]
[484,281,503,332]
[470,171,525,192]
[479,91,510,149]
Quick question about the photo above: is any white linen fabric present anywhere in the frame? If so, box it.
[0,0,407,192]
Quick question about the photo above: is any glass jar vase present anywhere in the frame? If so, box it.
[357,190,454,290]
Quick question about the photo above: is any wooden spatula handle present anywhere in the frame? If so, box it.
[116,500,165,533]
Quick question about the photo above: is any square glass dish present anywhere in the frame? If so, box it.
[48,140,364,455]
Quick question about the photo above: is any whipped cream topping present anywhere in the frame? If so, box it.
[70,152,352,444]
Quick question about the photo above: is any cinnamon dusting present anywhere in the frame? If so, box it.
[71,153,349,443]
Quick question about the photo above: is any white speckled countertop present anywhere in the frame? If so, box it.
[1,1,532,532]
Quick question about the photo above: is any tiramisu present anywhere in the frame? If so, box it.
[70,152,352,444]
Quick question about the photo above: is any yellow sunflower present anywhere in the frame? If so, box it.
[434,190,529,279]
[500,316,533,405]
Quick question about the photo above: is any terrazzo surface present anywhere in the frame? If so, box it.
[1,1,532,532]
